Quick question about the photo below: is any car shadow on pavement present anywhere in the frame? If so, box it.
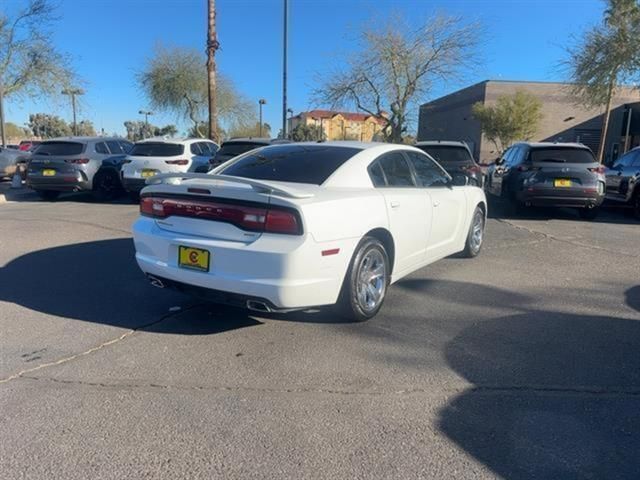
[438,310,640,479]
[0,238,266,335]
[626,285,640,314]
[486,196,639,224]
[0,238,346,334]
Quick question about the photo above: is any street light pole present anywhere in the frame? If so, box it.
[138,110,154,138]
[0,84,6,147]
[287,108,293,139]
[282,0,288,139]
[259,99,267,137]
[61,88,84,136]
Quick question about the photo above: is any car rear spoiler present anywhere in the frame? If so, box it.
[145,173,315,199]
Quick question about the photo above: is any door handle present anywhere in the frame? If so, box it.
[390,201,400,208]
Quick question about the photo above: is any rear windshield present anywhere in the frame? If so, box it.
[217,142,266,158]
[219,144,360,185]
[130,142,184,157]
[415,145,474,165]
[35,141,85,156]
[530,147,595,164]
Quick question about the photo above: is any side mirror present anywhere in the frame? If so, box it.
[451,174,469,186]
[495,157,505,166]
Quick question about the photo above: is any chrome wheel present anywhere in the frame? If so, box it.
[356,249,387,313]
[470,210,484,253]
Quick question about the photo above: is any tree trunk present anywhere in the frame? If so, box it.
[207,0,219,143]
[0,84,6,147]
[597,78,616,164]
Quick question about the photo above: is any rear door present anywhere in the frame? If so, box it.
[372,151,432,274]
[406,151,467,261]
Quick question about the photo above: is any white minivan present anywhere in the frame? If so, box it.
[121,137,219,194]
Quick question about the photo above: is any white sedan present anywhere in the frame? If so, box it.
[132,142,487,321]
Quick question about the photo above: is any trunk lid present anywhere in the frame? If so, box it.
[142,174,313,242]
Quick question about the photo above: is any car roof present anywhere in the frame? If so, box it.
[135,137,216,145]
[415,140,470,148]
[44,136,124,143]
[513,141,590,149]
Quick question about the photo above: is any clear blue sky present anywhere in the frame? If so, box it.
[5,0,605,137]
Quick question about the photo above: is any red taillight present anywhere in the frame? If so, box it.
[165,159,189,165]
[65,158,90,164]
[588,165,605,174]
[265,209,300,234]
[140,196,302,235]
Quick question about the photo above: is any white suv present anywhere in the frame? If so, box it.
[121,137,219,194]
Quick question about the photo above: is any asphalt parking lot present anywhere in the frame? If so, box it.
[1,190,639,479]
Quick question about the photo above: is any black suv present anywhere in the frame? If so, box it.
[414,141,483,187]
[485,142,606,220]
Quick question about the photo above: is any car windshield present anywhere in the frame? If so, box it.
[130,142,184,157]
[34,141,85,156]
[530,147,595,164]
[415,145,474,166]
[217,142,267,157]
[219,144,361,185]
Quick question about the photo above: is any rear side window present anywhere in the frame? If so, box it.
[218,141,266,157]
[106,140,123,154]
[219,144,360,185]
[190,143,203,155]
[377,152,415,187]
[369,162,386,187]
[34,141,85,156]
[530,147,595,164]
[95,142,109,154]
[415,145,473,166]
[130,142,184,157]
[406,151,450,187]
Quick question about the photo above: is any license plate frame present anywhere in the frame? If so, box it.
[141,169,157,178]
[178,246,210,272]
[42,169,56,176]
[554,178,572,187]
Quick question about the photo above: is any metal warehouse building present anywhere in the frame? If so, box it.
[418,80,640,165]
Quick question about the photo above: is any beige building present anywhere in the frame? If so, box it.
[418,80,640,165]
[290,110,386,141]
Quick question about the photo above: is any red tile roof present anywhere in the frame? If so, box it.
[299,110,387,125]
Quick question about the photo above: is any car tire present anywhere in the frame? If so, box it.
[461,206,485,258]
[578,207,599,220]
[338,236,390,322]
[92,171,122,202]
[632,190,640,220]
[36,190,60,201]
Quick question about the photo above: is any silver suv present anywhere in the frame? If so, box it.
[27,137,132,200]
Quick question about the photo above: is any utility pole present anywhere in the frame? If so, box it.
[62,88,84,136]
[138,110,154,138]
[207,0,220,143]
[259,99,267,137]
[287,108,293,139]
[282,0,288,139]
[0,84,6,147]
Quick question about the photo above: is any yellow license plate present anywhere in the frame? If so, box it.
[178,246,210,272]
[554,179,571,187]
[42,169,56,176]
[141,169,157,178]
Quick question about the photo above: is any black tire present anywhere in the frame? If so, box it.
[36,190,60,201]
[337,236,390,322]
[92,171,122,202]
[632,190,640,220]
[578,207,599,220]
[127,191,140,203]
[461,206,486,258]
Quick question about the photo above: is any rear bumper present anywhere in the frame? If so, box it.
[27,174,91,191]
[516,187,605,208]
[132,217,358,309]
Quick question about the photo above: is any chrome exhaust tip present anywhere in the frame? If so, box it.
[147,274,165,289]
[246,300,271,313]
